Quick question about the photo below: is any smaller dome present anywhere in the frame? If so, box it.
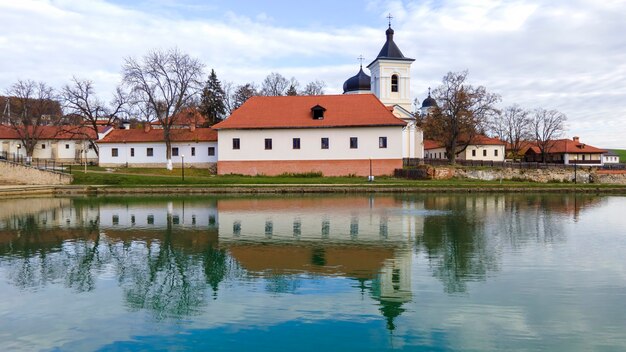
[421,90,437,108]
[343,67,371,93]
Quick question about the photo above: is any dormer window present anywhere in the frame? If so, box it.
[311,105,326,120]
[391,74,399,92]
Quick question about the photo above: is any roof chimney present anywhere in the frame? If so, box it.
[144,123,151,133]
[573,136,579,142]
[189,123,196,132]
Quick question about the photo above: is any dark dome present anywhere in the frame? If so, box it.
[343,67,371,93]
[421,93,437,108]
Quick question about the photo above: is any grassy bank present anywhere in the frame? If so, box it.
[68,167,626,190]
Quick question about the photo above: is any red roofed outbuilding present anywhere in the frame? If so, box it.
[97,124,218,168]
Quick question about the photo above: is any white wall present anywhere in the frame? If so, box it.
[217,126,402,161]
[603,155,620,164]
[99,141,218,166]
[462,145,505,162]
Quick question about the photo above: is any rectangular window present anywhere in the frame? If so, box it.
[483,149,487,157]
[191,147,195,156]
[112,148,119,157]
[232,138,240,150]
[88,144,93,149]
[112,215,119,225]
[65,144,70,149]
[265,220,273,237]
[350,137,358,149]
[130,148,135,157]
[41,144,46,149]
[208,147,215,156]
[147,215,154,225]
[472,150,476,157]
[292,138,301,149]
[172,215,179,225]
[494,149,498,157]
[321,219,330,238]
[321,137,329,149]
[265,138,272,150]
[147,148,153,157]
[293,219,301,237]
[233,221,241,236]
[379,137,387,148]
[172,147,179,156]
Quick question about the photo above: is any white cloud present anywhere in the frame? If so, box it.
[0,0,625,147]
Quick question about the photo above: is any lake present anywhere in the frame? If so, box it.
[0,194,625,351]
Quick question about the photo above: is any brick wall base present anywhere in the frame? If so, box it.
[218,159,402,177]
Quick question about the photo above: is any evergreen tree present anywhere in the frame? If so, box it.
[286,84,298,96]
[199,69,227,126]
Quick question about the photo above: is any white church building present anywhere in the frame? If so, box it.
[213,24,426,176]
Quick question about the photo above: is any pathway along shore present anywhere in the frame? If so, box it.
[2,184,626,198]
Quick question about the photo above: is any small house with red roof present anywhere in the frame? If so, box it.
[98,124,217,168]
[424,135,506,162]
[518,136,606,165]
[212,94,406,176]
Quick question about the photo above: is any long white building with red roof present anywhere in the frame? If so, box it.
[98,124,218,168]
[212,94,406,176]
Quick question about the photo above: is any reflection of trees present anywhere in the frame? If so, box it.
[0,213,240,320]
[419,197,498,294]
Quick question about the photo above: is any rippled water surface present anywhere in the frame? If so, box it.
[0,194,625,351]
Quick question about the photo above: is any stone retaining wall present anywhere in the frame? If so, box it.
[403,165,626,184]
[0,161,72,185]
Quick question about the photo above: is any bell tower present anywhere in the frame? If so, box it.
[367,16,415,112]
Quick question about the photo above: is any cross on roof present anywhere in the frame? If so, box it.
[387,13,393,27]
[357,55,365,67]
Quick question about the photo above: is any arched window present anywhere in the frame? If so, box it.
[391,74,399,92]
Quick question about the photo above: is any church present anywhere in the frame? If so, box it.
[213,24,429,176]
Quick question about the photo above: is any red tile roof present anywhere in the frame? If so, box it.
[0,125,98,140]
[424,139,443,150]
[517,138,606,154]
[423,135,504,150]
[150,107,207,127]
[213,94,406,130]
[472,135,506,146]
[98,127,217,143]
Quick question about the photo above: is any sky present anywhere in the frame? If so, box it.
[1,0,625,148]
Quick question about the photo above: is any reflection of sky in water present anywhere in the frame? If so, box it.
[0,194,624,351]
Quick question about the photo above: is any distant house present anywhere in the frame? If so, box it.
[602,150,620,164]
[212,94,406,176]
[97,124,217,168]
[0,125,111,162]
[519,137,606,165]
[424,135,506,162]
[150,107,207,129]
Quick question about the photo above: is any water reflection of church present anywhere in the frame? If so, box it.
[0,194,604,333]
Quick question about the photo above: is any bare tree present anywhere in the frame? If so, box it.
[490,105,531,160]
[423,70,500,163]
[122,48,204,170]
[301,80,326,95]
[260,72,289,96]
[532,108,567,163]
[222,81,235,115]
[232,83,257,111]
[3,80,61,161]
[61,77,127,156]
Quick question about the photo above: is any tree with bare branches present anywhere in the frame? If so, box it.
[3,80,61,162]
[60,77,127,156]
[531,108,567,163]
[423,70,500,163]
[260,72,290,96]
[490,104,532,160]
[122,48,204,170]
[301,80,326,96]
